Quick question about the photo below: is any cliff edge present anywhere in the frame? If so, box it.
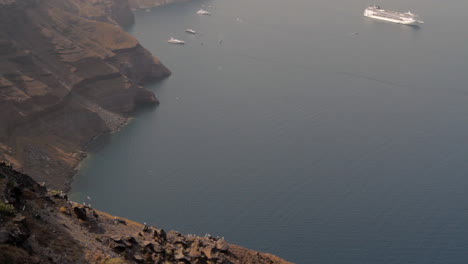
[0,2,294,263]
[0,0,171,191]
[0,163,293,264]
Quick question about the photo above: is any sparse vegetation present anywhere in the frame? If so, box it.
[49,189,62,195]
[59,206,68,214]
[103,258,126,264]
[0,202,16,217]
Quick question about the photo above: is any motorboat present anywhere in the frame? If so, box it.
[167,37,185,44]
[197,9,211,15]
[185,29,196,34]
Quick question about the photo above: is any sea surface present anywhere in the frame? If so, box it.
[71,0,468,263]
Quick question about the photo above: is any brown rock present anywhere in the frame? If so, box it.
[110,243,126,252]
[152,254,163,263]
[134,253,144,262]
[115,218,127,225]
[187,243,201,258]
[201,246,215,260]
[141,240,153,247]
[159,229,167,240]
[72,206,87,220]
[106,237,126,252]
[111,236,123,243]
[174,248,188,261]
[152,243,164,253]
[122,236,137,247]
[215,239,229,252]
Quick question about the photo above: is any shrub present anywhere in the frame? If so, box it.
[49,190,62,195]
[103,258,126,264]
[59,206,68,214]
[0,202,16,217]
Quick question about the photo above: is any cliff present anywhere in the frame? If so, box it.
[0,163,292,264]
[0,0,171,191]
[0,1,294,263]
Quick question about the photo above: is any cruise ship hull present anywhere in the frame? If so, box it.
[364,7,423,26]
[364,13,419,25]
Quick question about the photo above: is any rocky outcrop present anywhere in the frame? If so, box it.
[0,163,293,264]
[0,0,171,191]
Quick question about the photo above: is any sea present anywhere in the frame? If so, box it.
[70,0,468,263]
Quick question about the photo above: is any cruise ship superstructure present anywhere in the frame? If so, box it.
[364,5,424,25]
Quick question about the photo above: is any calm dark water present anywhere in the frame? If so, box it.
[71,0,468,263]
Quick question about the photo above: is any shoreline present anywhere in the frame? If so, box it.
[69,101,160,193]
[69,1,197,193]
[71,117,132,187]
[129,0,193,10]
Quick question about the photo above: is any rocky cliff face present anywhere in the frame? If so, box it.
[0,0,171,191]
[0,163,293,264]
[0,2,294,263]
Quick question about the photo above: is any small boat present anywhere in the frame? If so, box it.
[197,9,211,15]
[167,37,185,44]
[185,29,196,34]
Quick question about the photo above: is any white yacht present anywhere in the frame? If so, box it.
[197,9,211,16]
[364,5,424,25]
[185,29,196,34]
[167,37,185,44]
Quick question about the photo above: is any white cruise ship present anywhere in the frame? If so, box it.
[364,5,424,25]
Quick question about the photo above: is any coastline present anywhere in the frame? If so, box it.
[128,0,193,10]
[0,1,294,263]
[69,0,184,192]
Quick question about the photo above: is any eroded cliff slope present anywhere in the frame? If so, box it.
[0,163,293,264]
[0,0,171,191]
